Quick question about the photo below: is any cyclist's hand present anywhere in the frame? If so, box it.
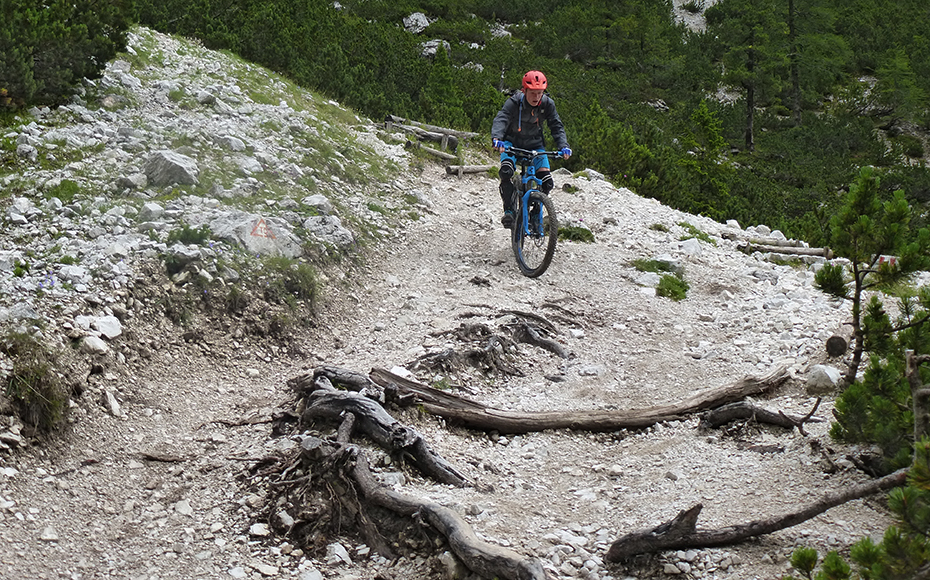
[493,139,506,152]
[560,147,572,159]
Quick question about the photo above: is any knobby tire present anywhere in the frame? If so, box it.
[511,191,558,278]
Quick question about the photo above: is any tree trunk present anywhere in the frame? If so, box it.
[365,365,790,434]
[605,469,908,561]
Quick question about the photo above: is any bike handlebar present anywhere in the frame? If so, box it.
[504,146,565,159]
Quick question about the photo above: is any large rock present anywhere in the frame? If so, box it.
[144,150,200,186]
[209,212,303,258]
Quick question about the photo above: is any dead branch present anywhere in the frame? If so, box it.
[301,378,471,487]
[512,322,569,358]
[699,399,823,432]
[367,365,790,434]
[605,468,908,561]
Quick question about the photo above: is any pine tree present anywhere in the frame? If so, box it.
[815,166,930,386]
[0,0,132,106]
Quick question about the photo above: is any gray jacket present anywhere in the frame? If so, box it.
[491,91,569,151]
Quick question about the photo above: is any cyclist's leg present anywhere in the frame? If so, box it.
[532,151,554,194]
[499,143,517,226]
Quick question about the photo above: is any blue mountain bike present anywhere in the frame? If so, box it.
[505,147,561,278]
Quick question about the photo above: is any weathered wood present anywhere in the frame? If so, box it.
[826,321,855,357]
[405,140,457,160]
[699,400,824,430]
[605,468,908,561]
[738,242,833,258]
[385,115,480,139]
[301,380,470,487]
[387,122,459,150]
[367,365,790,434]
[445,164,496,175]
[345,445,547,580]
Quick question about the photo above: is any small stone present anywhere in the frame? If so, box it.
[249,523,271,537]
[39,527,59,541]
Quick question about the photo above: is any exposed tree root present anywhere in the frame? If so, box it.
[605,468,908,561]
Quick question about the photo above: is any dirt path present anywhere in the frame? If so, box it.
[1,162,893,580]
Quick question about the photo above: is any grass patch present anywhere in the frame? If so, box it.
[632,258,677,274]
[167,223,213,246]
[1,331,70,433]
[650,223,669,232]
[262,256,319,309]
[656,274,690,301]
[46,179,82,203]
[559,225,595,243]
[678,221,717,246]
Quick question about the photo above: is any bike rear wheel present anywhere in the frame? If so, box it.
[511,191,558,278]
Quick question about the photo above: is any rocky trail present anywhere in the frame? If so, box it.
[0,27,902,580]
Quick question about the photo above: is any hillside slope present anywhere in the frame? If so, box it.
[0,28,900,580]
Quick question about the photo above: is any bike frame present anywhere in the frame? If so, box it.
[507,148,561,236]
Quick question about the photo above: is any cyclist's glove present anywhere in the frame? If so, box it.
[560,147,572,158]
[493,139,505,149]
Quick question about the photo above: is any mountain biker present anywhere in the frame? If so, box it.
[491,70,571,228]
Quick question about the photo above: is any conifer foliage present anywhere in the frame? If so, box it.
[0,0,133,107]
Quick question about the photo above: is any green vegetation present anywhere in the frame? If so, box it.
[1,331,70,432]
[261,256,319,310]
[783,439,930,580]
[678,221,717,246]
[167,223,213,246]
[123,0,930,249]
[656,274,689,301]
[814,166,930,386]
[633,258,689,301]
[45,179,82,203]
[0,0,132,107]
[559,224,595,243]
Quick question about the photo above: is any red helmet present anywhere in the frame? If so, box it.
[522,70,548,91]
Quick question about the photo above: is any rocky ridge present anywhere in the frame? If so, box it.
[0,26,911,580]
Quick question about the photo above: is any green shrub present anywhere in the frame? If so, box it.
[650,223,670,232]
[167,223,212,245]
[262,256,318,309]
[1,331,70,432]
[559,225,595,243]
[59,255,78,265]
[632,258,678,274]
[681,0,703,13]
[46,179,81,203]
[895,134,925,159]
[1,0,132,107]
[814,262,849,298]
[656,274,689,301]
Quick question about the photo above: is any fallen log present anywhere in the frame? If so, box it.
[826,321,855,357]
[385,115,480,140]
[605,468,908,561]
[738,242,833,258]
[405,140,457,160]
[445,164,495,175]
[387,122,459,150]
[301,377,471,487]
[367,365,790,434]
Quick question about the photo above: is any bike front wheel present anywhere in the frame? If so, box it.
[511,191,558,278]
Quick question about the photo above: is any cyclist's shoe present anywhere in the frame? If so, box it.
[501,211,515,229]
